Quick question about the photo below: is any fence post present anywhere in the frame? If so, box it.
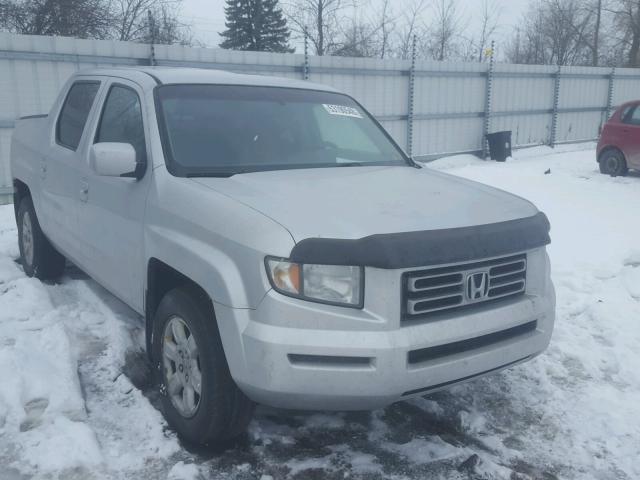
[550,65,562,147]
[407,35,417,157]
[482,40,495,158]
[303,35,310,80]
[147,9,156,67]
[606,67,616,118]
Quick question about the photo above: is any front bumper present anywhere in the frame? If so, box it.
[215,251,555,410]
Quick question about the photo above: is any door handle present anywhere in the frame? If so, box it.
[40,162,47,179]
[80,181,89,202]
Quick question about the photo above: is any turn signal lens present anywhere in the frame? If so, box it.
[267,259,301,295]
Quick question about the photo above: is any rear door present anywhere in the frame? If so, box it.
[77,78,151,311]
[619,103,640,168]
[42,79,102,260]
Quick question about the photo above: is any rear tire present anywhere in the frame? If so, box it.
[599,149,628,177]
[17,196,66,280]
[152,286,254,445]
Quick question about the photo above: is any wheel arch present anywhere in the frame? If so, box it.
[145,258,214,360]
[598,145,625,163]
[12,178,31,219]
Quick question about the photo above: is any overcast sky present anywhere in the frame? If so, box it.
[179,0,531,52]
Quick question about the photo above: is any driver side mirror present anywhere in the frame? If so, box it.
[90,143,143,179]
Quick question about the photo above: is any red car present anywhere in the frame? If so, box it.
[597,101,640,176]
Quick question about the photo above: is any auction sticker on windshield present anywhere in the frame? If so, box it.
[323,104,363,118]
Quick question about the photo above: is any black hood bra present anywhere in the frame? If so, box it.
[289,212,551,269]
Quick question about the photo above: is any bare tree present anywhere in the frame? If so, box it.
[427,0,466,61]
[0,0,190,44]
[394,0,427,59]
[547,0,606,65]
[506,0,597,66]
[475,0,501,62]
[592,0,603,65]
[0,0,111,38]
[507,4,547,64]
[546,0,591,64]
[111,0,189,44]
[112,0,151,40]
[608,0,640,66]
[376,0,394,59]
[146,2,192,44]
[333,17,377,56]
[285,0,349,55]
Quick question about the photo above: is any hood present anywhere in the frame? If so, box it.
[191,165,539,241]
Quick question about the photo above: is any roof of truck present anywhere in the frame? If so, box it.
[76,67,339,93]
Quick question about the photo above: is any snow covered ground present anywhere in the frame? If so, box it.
[1,143,639,479]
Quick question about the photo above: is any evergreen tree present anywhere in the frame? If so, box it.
[219,0,293,53]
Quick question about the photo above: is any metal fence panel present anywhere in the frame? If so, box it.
[493,69,556,112]
[559,67,609,109]
[413,117,484,156]
[491,112,551,147]
[1,32,639,201]
[411,60,487,156]
[612,68,640,106]
[556,111,604,143]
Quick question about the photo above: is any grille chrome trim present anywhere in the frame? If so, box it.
[402,253,527,321]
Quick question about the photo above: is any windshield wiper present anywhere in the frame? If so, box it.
[335,162,366,167]
[186,171,237,178]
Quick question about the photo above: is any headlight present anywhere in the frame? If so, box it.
[265,257,363,308]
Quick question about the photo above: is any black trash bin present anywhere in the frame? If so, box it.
[486,130,512,162]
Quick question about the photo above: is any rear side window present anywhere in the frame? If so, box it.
[56,81,100,150]
[622,105,640,126]
[95,85,146,164]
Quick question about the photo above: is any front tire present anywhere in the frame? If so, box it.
[17,197,66,280]
[152,287,254,444]
[599,149,628,177]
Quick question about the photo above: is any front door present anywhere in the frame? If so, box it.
[78,79,151,311]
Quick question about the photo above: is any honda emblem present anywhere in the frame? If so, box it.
[466,272,489,301]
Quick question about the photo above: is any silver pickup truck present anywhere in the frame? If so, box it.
[10,67,555,445]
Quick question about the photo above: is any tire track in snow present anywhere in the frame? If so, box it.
[53,272,183,478]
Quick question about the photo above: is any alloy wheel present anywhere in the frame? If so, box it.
[21,211,34,268]
[162,316,202,418]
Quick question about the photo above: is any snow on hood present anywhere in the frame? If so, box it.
[190,165,539,241]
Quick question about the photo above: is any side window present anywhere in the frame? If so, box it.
[95,85,146,164]
[623,105,640,126]
[56,81,101,150]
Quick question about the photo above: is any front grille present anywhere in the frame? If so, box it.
[402,253,527,322]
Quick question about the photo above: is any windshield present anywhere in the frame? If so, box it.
[155,85,408,176]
